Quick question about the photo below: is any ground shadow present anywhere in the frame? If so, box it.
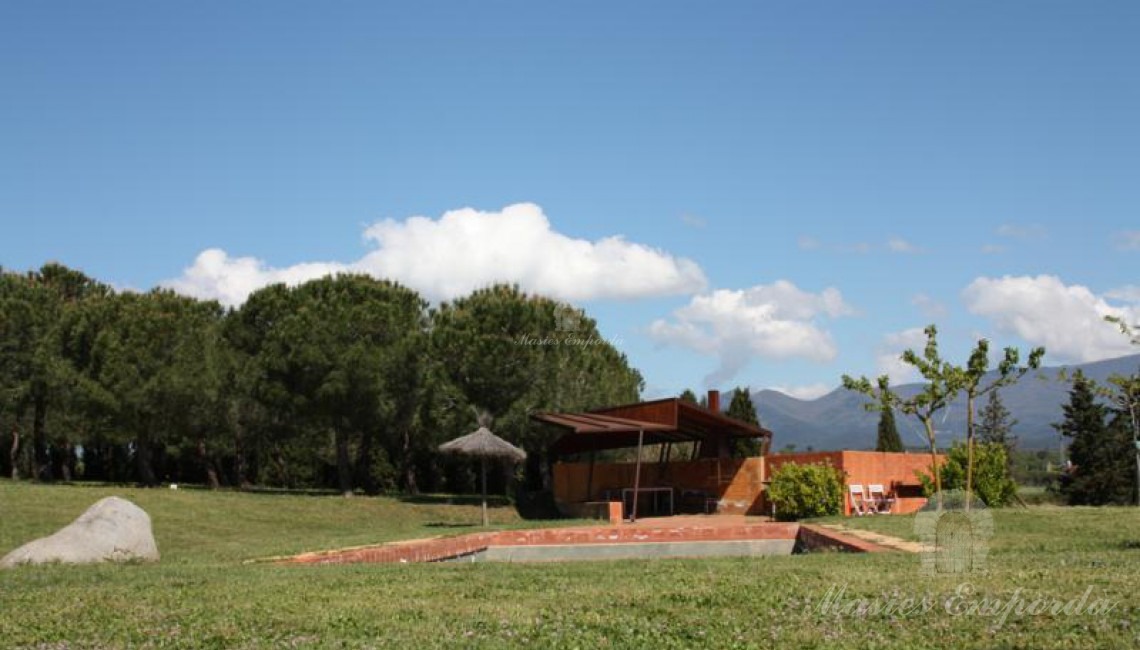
[397,494,511,507]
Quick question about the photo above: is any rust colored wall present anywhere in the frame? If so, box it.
[553,457,767,515]
[555,450,946,519]
[766,451,943,515]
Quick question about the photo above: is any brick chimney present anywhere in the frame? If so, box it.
[707,389,720,413]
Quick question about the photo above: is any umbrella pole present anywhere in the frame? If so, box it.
[481,457,488,527]
[631,428,644,523]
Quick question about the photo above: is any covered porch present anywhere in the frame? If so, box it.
[533,390,774,521]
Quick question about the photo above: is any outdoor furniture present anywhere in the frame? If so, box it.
[868,484,895,514]
[848,484,872,516]
[622,486,674,518]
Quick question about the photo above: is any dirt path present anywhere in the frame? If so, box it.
[817,523,932,553]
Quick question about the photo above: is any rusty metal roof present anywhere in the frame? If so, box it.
[533,398,772,456]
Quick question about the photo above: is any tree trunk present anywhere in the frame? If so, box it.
[198,438,221,489]
[32,393,51,481]
[230,406,251,489]
[924,417,942,510]
[58,441,74,482]
[401,427,418,495]
[271,445,290,488]
[135,438,159,487]
[355,427,377,494]
[9,426,19,480]
[335,429,353,497]
[965,393,976,512]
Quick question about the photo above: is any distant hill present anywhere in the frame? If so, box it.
[753,353,1140,452]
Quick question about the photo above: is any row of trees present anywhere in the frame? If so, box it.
[0,264,644,495]
[852,321,1139,508]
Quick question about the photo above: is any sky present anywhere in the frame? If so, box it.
[2,1,1138,400]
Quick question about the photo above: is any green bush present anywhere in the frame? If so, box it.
[767,461,845,521]
[921,442,1018,507]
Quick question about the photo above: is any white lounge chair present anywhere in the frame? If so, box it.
[868,484,895,514]
[848,484,871,516]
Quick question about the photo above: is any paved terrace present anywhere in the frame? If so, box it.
[280,515,894,565]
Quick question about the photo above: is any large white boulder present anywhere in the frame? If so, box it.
[1,496,160,568]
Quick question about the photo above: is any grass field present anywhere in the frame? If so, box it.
[1,481,1138,649]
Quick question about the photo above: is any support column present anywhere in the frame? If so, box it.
[631,428,644,522]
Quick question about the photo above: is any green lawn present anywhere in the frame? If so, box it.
[1,481,1138,649]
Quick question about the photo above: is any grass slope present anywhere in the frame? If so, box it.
[2,481,1138,649]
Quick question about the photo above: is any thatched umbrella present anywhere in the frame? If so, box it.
[438,426,527,526]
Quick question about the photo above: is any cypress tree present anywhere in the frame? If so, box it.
[725,387,761,457]
[1057,371,1135,505]
[978,389,1017,470]
[875,404,903,452]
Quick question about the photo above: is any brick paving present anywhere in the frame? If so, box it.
[285,516,797,565]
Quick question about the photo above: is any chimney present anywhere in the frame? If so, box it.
[707,389,720,413]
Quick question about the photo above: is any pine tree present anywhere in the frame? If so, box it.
[1057,371,1135,505]
[978,389,1018,469]
[875,402,903,452]
[679,389,698,404]
[725,387,761,457]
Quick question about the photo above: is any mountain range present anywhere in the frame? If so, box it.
[753,353,1140,452]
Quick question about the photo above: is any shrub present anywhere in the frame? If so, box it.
[767,462,845,521]
[920,442,1018,507]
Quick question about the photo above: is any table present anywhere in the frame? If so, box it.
[621,487,674,518]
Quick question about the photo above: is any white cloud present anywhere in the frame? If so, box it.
[1105,285,1140,303]
[767,383,833,400]
[165,249,347,308]
[165,203,708,306]
[962,275,1140,363]
[997,223,1046,239]
[1115,230,1140,251]
[875,328,927,384]
[911,293,948,319]
[980,243,1006,255]
[887,238,921,254]
[842,242,873,254]
[648,281,855,386]
[799,237,921,254]
[680,213,707,228]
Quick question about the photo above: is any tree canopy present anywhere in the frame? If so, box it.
[0,267,642,496]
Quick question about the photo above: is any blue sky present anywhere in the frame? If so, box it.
[3,1,1138,399]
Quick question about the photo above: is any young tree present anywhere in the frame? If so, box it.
[959,340,1044,509]
[1056,371,1135,505]
[875,389,903,452]
[844,325,962,507]
[725,387,761,457]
